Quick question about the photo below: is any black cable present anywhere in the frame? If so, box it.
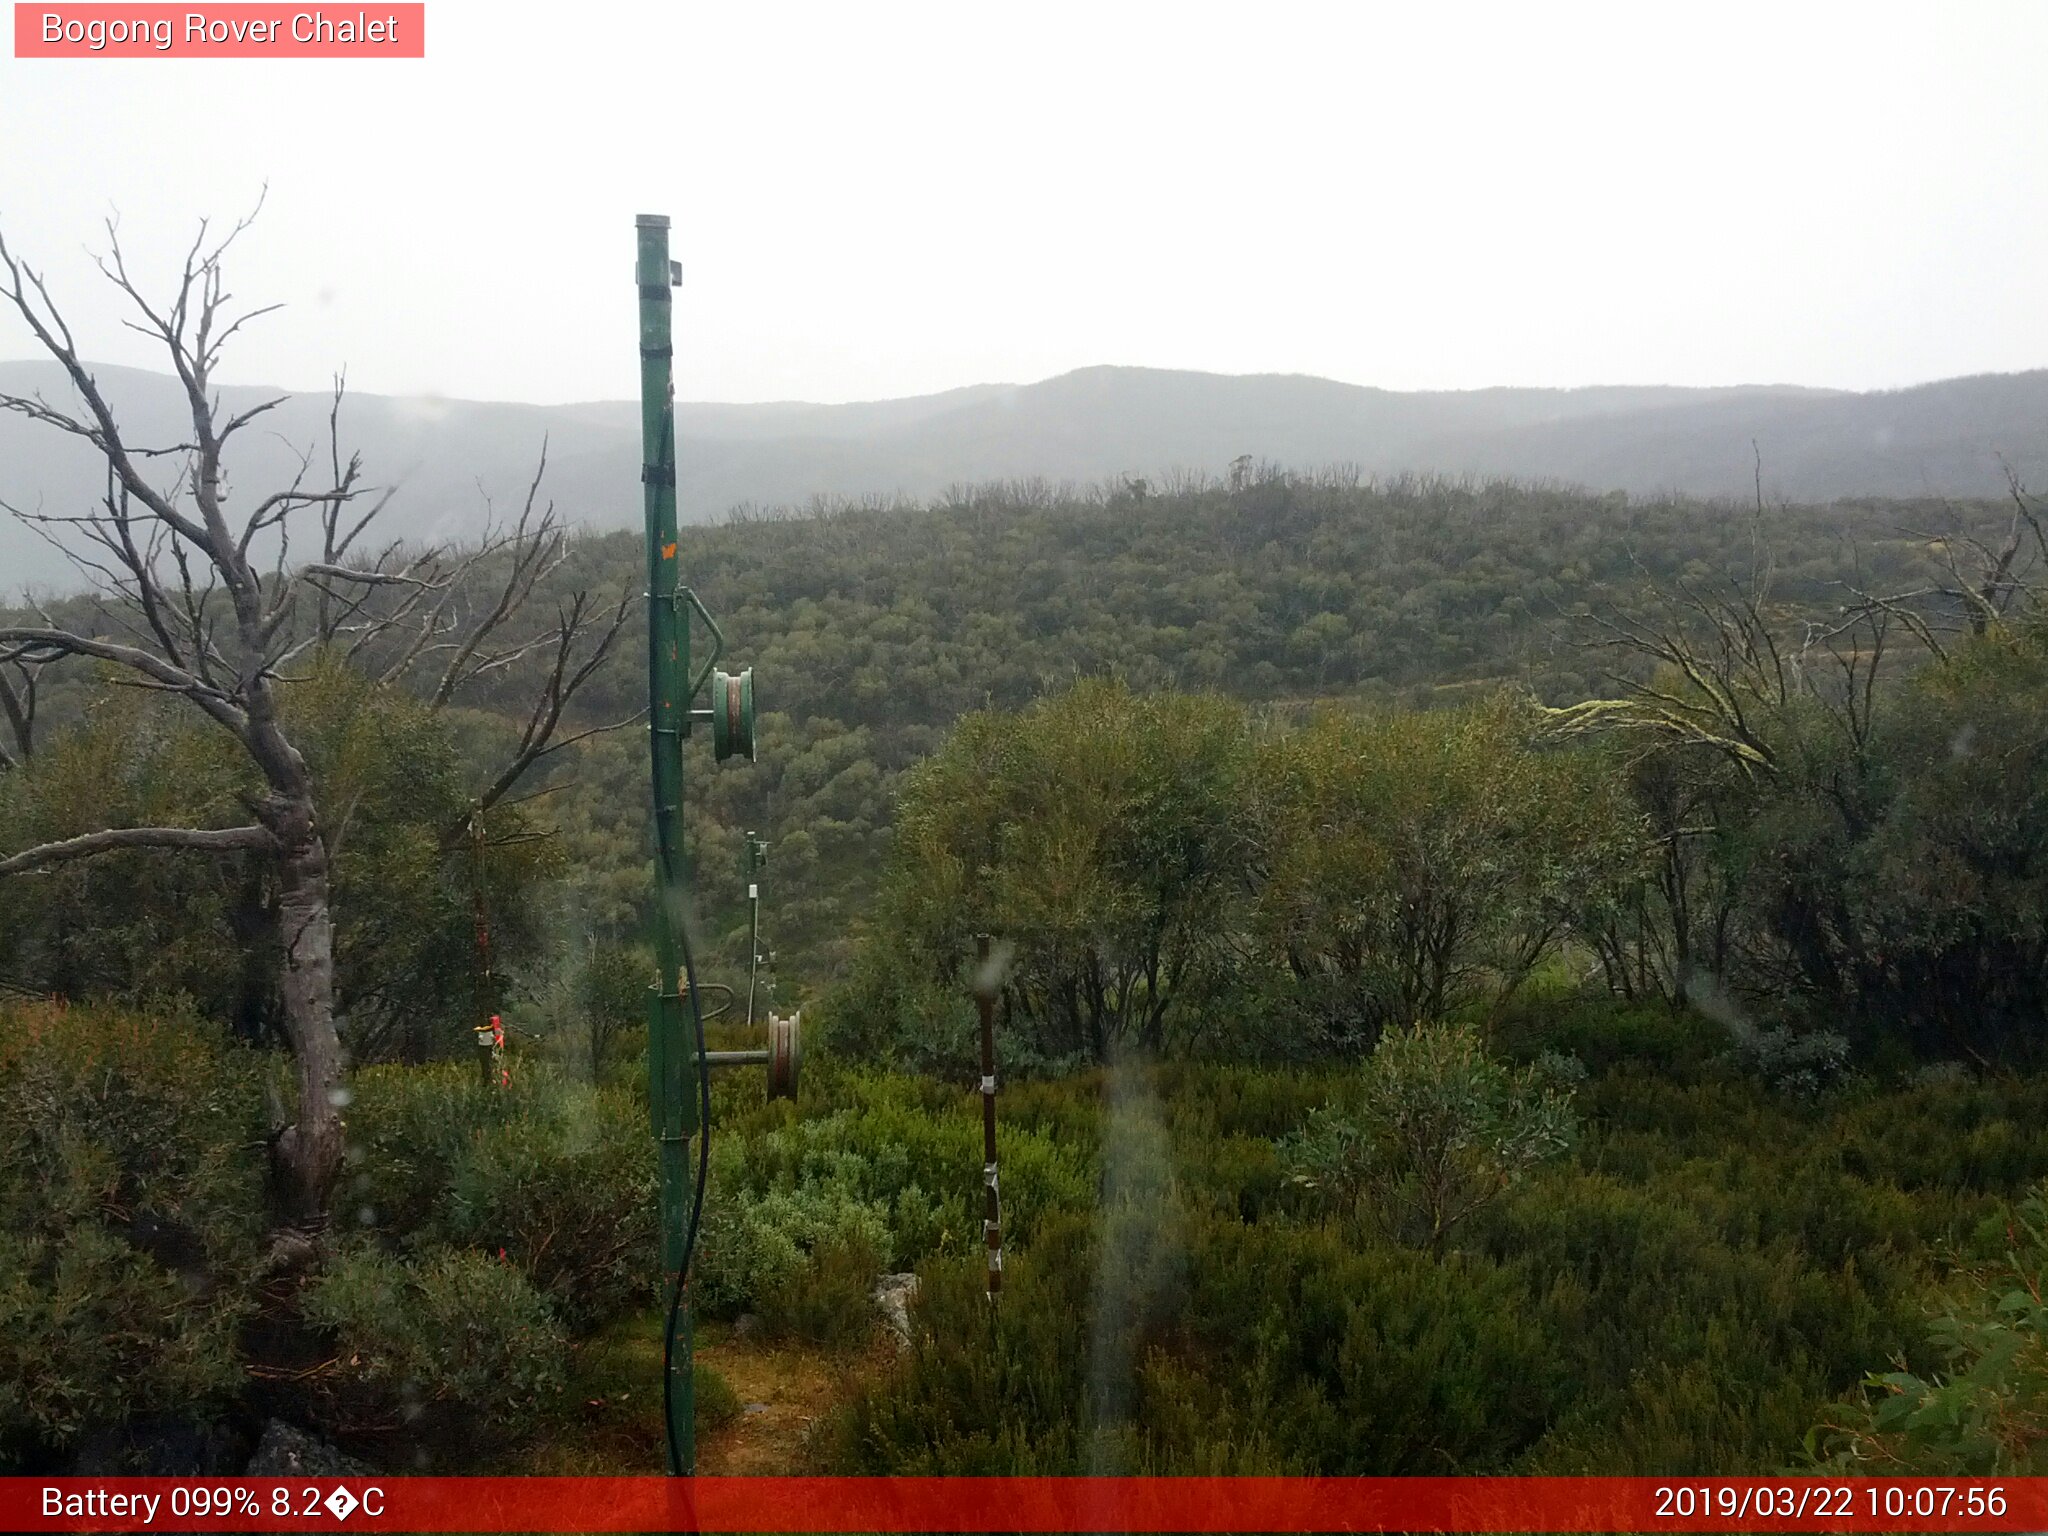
[651,390,712,1478]
[661,911,714,1477]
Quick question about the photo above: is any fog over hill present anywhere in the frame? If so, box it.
[1,359,2044,592]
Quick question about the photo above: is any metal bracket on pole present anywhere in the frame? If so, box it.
[678,587,726,707]
[702,1010,800,1100]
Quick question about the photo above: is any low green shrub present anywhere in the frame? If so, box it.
[0,1001,262,1454]
[825,1199,1573,1475]
[435,1080,655,1330]
[303,1245,568,1441]
[694,1174,891,1320]
[1731,1025,1853,1099]
[1282,1020,1577,1256]
[336,1060,496,1238]
[0,999,265,1255]
[1815,1182,2048,1473]
[823,1214,1096,1474]
[340,1061,656,1331]
[1490,993,1723,1077]
[16,989,2046,1479]
[759,1230,886,1348]
[691,1068,1096,1320]
[815,1048,1991,1477]
[0,1226,248,1451]
[693,1363,741,1432]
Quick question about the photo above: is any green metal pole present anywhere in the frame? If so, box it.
[637,212,696,1476]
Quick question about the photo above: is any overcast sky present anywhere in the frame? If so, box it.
[0,0,2041,406]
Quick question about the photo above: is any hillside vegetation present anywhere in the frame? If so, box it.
[8,470,2048,1477]
[495,470,2015,991]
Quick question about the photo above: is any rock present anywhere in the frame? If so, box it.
[244,1419,373,1477]
[872,1271,920,1347]
[257,1228,320,1278]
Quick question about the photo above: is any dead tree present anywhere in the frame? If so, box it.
[0,209,631,1233]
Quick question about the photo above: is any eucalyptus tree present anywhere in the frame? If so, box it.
[879,678,1254,1062]
[1540,489,2048,1051]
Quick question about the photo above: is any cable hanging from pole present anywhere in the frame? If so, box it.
[662,902,712,1482]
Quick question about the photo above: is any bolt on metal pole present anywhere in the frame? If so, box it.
[637,212,697,1476]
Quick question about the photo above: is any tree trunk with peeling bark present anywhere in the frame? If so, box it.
[273,823,343,1222]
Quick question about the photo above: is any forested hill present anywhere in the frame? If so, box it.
[3,358,2046,590]
[0,469,2021,990]
[474,473,2010,980]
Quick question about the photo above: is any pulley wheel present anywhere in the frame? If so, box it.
[710,667,756,762]
[766,1010,800,1101]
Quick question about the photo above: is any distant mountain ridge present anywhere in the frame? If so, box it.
[0,360,2042,592]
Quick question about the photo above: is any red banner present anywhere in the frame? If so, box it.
[2,1476,2041,1532]
[13,4,424,58]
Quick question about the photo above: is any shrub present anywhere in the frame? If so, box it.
[1815,1182,2048,1474]
[694,1176,891,1320]
[698,1068,1096,1300]
[336,1060,494,1239]
[340,1061,655,1331]
[759,1230,886,1348]
[0,1000,265,1255]
[303,1245,568,1441]
[0,1226,247,1450]
[1282,1020,1576,1255]
[693,1363,741,1432]
[1732,1026,1853,1099]
[435,1080,655,1330]
[825,1201,1572,1475]
[1489,994,1723,1078]
[822,1215,1096,1474]
[0,1001,262,1452]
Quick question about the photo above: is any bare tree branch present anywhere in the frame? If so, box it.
[0,823,273,878]
[453,585,635,833]
[424,444,566,707]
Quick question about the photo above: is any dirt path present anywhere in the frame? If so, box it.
[695,1331,884,1474]
[536,1313,891,1475]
